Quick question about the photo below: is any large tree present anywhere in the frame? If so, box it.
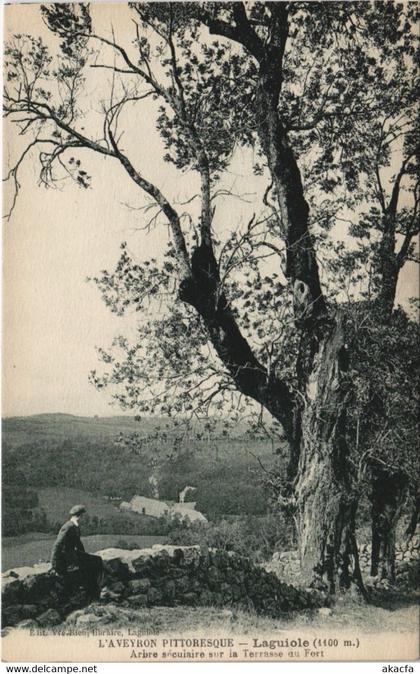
[4,2,419,593]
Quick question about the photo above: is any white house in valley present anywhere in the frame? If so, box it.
[122,492,207,523]
[129,495,170,518]
[119,501,132,511]
[171,502,207,523]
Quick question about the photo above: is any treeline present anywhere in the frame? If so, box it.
[3,435,274,537]
[2,458,49,536]
[3,438,152,499]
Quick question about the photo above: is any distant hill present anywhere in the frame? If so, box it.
[2,413,252,449]
[3,414,158,448]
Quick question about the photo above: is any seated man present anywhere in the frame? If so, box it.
[51,504,103,601]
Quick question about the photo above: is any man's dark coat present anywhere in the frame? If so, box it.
[51,520,103,600]
[51,520,85,572]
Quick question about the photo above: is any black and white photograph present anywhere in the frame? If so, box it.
[2,0,419,664]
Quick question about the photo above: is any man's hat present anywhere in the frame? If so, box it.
[69,504,87,517]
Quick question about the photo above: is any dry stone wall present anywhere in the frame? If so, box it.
[2,544,324,629]
[264,538,420,592]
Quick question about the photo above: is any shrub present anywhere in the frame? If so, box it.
[168,512,295,562]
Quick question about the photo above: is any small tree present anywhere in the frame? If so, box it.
[4,2,419,593]
[346,307,419,580]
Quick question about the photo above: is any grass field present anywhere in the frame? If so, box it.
[16,602,418,639]
[2,533,167,571]
[36,486,123,522]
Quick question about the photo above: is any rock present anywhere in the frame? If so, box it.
[22,573,57,603]
[21,604,38,619]
[65,608,89,624]
[172,548,184,566]
[37,609,62,627]
[127,594,148,608]
[152,544,201,564]
[97,546,192,576]
[149,575,166,588]
[128,578,151,594]
[131,556,150,575]
[318,607,332,616]
[2,605,24,627]
[175,576,190,594]
[162,580,176,602]
[152,550,171,571]
[66,605,113,625]
[2,579,24,606]
[1,627,14,638]
[3,564,50,582]
[207,566,221,590]
[1,604,38,625]
[100,588,122,603]
[168,567,186,579]
[74,613,103,627]
[147,587,162,605]
[16,619,38,630]
[60,595,88,615]
[108,581,126,596]
[190,578,202,592]
[101,558,129,580]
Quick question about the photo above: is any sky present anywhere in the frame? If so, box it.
[2,2,264,417]
[3,4,175,416]
[2,2,418,419]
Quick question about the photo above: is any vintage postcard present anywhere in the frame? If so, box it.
[2,0,419,664]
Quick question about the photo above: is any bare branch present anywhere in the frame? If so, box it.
[106,122,191,278]
[387,151,417,218]
[3,136,60,219]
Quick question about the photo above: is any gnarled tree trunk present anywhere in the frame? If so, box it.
[180,238,364,593]
[293,315,364,593]
[370,467,408,581]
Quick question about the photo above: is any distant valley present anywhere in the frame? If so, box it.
[2,413,282,547]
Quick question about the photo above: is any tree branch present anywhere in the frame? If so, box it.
[201,4,327,324]
[397,183,420,267]
[387,151,417,219]
[106,120,191,279]
[205,3,264,61]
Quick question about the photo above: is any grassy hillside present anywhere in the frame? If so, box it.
[36,487,122,522]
